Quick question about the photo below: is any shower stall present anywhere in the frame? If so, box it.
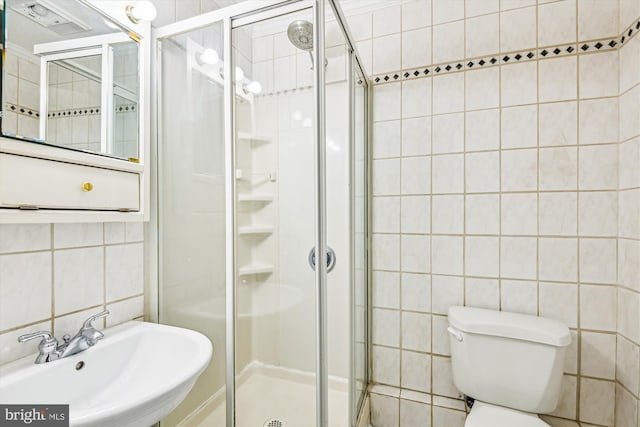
[152,1,369,426]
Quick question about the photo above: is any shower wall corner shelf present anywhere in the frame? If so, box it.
[238,262,275,276]
[237,132,271,144]
[238,225,275,235]
[237,193,274,202]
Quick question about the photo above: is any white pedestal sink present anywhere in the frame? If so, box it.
[0,321,212,427]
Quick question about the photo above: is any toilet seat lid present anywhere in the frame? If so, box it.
[465,401,550,427]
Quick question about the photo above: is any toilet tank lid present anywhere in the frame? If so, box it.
[448,306,571,347]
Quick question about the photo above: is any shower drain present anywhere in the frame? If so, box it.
[263,419,284,427]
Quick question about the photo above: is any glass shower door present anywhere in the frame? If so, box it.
[351,57,368,423]
[155,2,369,425]
[157,21,228,427]
[323,5,369,425]
[231,6,319,427]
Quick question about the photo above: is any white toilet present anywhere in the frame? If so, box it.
[447,306,571,427]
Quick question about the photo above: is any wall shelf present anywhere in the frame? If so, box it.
[238,225,274,235]
[235,170,277,183]
[236,130,274,281]
[238,263,274,276]
[237,193,273,203]
[237,132,271,144]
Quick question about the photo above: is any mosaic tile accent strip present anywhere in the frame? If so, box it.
[373,20,639,85]
[3,103,137,120]
[4,103,39,118]
[538,44,579,58]
[47,104,136,118]
[41,103,136,119]
[619,17,640,46]
[48,107,101,118]
[115,104,137,113]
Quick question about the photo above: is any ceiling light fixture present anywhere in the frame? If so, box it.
[30,4,49,16]
[234,66,244,82]
[245,81,262,94]
[199,48,219,65]
[125,1,157,24]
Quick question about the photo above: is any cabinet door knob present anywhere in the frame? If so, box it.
[82,182,94,192]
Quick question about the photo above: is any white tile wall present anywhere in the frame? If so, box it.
[0,252,52,331]
[46,62,103,151]
[0,223,145,365]
[2,52,40,138]
[356,0,640,425]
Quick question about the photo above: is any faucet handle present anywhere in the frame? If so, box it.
[80,310,109,344]
[18,331,60,363]
[81,310,110,330]
[18,331,56,344]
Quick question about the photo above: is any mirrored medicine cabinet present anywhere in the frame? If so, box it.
[0,0,150,222]
[1,0,141,160]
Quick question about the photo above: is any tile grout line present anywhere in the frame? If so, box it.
[462,0,468,331]
[574,0,582,420]
[372,137,623,160]
[497,1,503,314]
[613,0,622,418]
[535,0,541,326]
[428,1,435,424]
[371,270,619,288]
[397,6,404,424]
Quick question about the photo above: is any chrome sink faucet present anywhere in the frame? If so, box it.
[18,310,109,364]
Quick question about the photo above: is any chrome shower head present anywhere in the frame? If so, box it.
[287,20,313,51]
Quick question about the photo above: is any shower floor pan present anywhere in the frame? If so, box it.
[180,365,348,427]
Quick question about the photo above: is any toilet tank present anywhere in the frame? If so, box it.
[447,306,571,414]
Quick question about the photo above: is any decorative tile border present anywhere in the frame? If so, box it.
[48,107,101,118]
[47,104,136,119]
[4,103,139,120]
[372,17,640,85]
[4,103,39,118]
[375,43,567,84]
[115,104,137,113]
[620,17,640,46]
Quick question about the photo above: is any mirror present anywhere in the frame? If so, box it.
[0,0,140,160]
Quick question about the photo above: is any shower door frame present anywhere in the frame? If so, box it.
[151,1,371,426]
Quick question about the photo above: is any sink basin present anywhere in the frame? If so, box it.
[0,321,212,427]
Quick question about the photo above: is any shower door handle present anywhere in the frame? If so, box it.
[308,246,336,272]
